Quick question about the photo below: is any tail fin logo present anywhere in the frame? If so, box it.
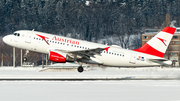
[157,37,167,46]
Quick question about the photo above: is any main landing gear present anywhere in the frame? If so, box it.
[77,62,84,73]
[77,66,84,73]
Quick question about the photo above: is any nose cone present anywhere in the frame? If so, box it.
[3,35,9,44]
[3,35,13,46]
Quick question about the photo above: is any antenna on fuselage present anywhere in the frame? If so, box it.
[32,29,35,31]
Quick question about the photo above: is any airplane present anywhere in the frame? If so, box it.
[3,27,176,72]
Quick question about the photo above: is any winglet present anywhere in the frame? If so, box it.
[104,47,110,52]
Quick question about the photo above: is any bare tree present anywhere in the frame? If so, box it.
[162,13,172,28]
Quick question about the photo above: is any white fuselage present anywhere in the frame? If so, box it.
[3,30,170,67]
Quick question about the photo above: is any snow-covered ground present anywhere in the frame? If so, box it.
[0,80,180,101]
[0,66,180,80]
[0,66,180,101]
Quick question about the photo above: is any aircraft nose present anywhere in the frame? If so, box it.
[3,35,10,44]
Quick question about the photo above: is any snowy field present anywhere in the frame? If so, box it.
[0,80,180,101]
[0,66,180,101]
[0,66,180,80]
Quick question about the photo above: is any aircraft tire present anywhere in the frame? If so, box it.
[77,66,84,73]
[23,57,27,62]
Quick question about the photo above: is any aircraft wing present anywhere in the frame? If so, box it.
[148,59,172,66]
[53,47,110,60]
[68,48,104,58]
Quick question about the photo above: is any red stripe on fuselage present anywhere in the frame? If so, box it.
[133,43,164,57]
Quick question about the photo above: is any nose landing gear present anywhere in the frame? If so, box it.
[23,57,27,62]
[23,50,29,62]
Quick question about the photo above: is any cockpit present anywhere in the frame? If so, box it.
[13,33,20,36]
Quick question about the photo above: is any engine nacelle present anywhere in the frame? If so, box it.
[49,51,66,63]
[49,51,74,63]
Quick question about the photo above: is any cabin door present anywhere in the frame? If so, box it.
[25,32,32,43]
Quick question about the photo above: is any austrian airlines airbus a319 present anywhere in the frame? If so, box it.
[3,27,176,72]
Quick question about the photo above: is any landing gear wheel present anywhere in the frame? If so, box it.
[77,66,84,73]
[23,57,27,62]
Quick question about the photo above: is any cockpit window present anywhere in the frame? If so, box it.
[14,33,20,37]
[14,33,17,36]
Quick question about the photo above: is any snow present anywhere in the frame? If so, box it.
[85,1,90,6]
[0,80,180,101]
[0,66,180,80]
[0,66,180,101]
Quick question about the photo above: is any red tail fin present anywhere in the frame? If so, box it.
[134,27,176,57]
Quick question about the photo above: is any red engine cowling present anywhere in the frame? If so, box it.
[49,51,66,63]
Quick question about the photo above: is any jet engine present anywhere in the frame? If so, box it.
[49,51,74,63]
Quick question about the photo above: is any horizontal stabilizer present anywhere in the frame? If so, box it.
[148,59,172,66]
